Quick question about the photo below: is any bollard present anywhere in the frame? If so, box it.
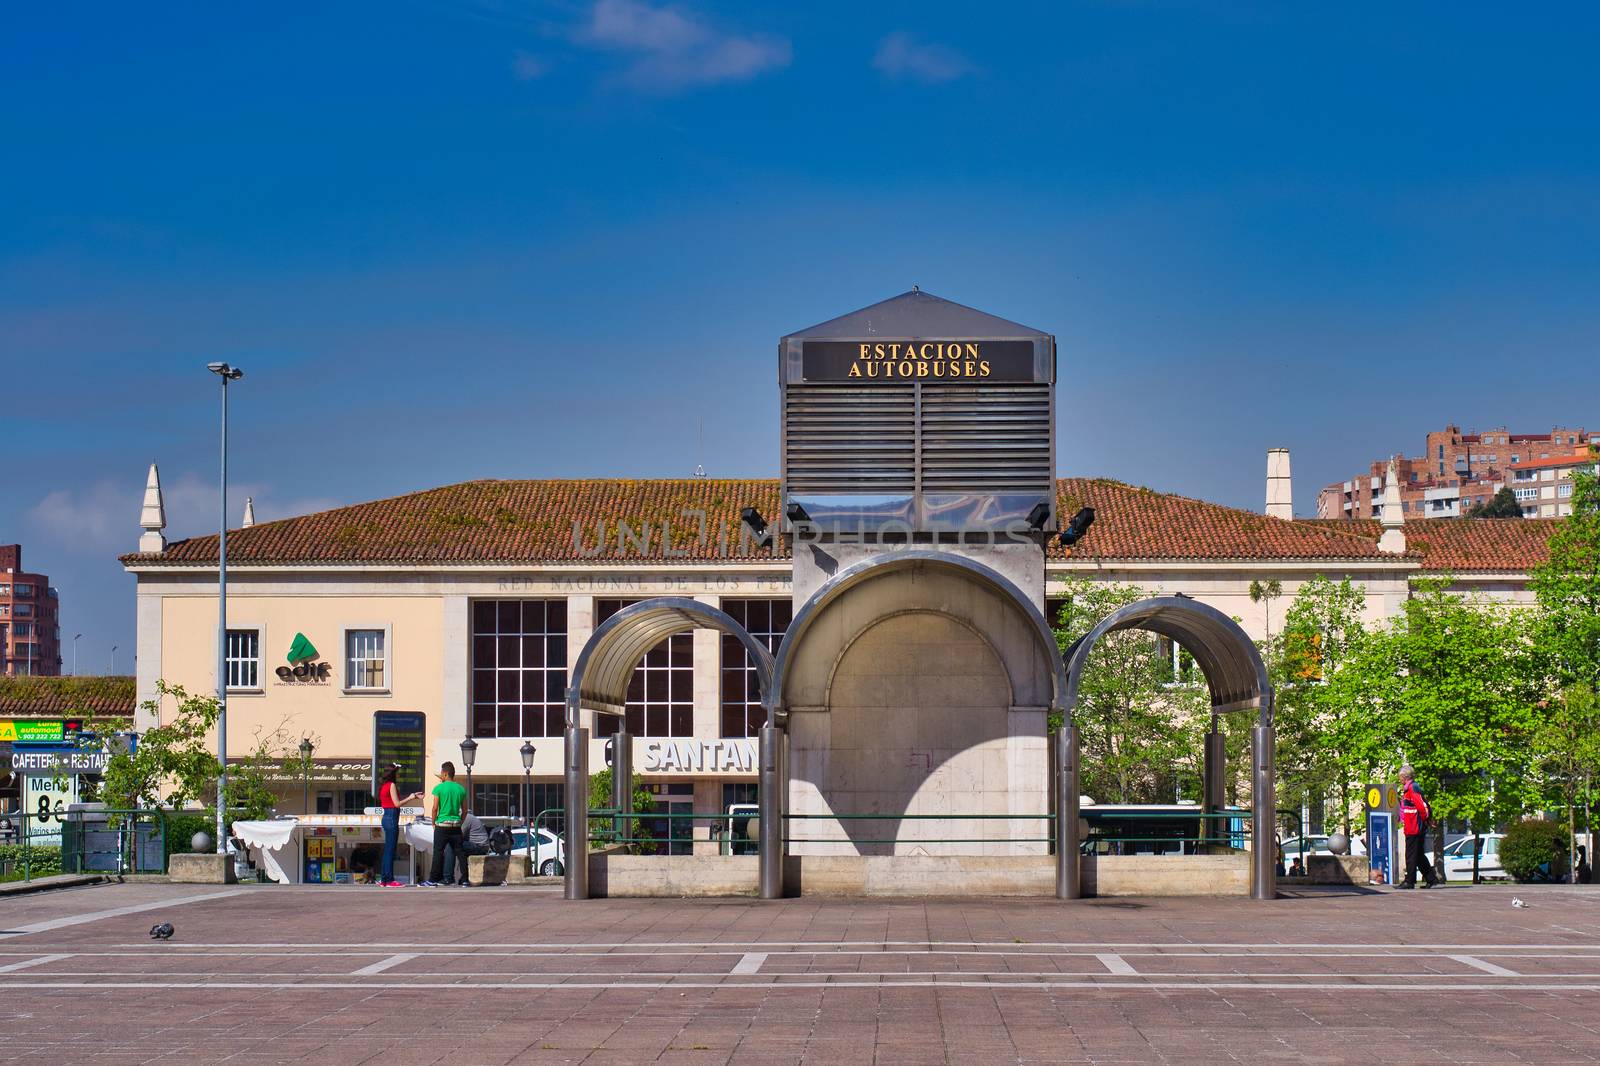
[1055,724,1080,899]
[758,724,784,899]
[563,725,589,900]
[1251,722,1276,900]
[610,729,632,848]
[1203,725,1226,835]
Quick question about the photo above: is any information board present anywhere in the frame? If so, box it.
[372,711,425,799]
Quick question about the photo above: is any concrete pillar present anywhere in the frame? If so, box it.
[1054,724,1080,899]
[758,724,785,899]
[563,725,589,901]
[610,729,632,846]
[1251,723,1276,901]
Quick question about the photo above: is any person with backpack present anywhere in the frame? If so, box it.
[1398,765,1440,889]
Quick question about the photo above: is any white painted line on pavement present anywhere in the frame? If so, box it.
[0,890,252,938]
[3,978,1598,993]
[1450,954,1520,977]
[1095,953,1137,976]
[0,954,70,974]
[730,952,767,975]
[106,938,1600,952]
[351,953,417,976]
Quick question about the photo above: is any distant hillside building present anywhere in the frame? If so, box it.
[1317,424,1594,520]
[0,545,61,676]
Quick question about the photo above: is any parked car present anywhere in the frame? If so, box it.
[504,827,565,877]
[1440,833,1506,881]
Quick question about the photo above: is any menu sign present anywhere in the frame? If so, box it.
[372,711,425,798]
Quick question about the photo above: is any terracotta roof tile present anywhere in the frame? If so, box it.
[119,478,1557,571]
[0,676,137,716]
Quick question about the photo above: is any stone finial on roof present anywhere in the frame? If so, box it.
[242,497,255,528]
[1378,457,1406,554]
[139,462,166,553]
[1265,448,1293,519]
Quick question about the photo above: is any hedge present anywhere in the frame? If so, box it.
[0,844,63,880]
[1499,817,1569,882]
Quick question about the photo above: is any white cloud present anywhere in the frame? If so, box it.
[27,473,341,555]
[579,0,790,90]
[511,50,547,81]
[873,31,974,84]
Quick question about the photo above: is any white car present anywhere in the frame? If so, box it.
[505,827,566,877]
[1440,833,1506,881]
[1281,834,1367,860]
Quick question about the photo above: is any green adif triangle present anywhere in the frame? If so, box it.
[286,632,319,664]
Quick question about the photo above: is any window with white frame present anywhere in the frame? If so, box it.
[345,629,387,690]
[226,629,261,689]
[1559,483,1574,498]
[1514,487,1538,501]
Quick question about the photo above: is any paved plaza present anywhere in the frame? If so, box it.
[3,882,1600,1064]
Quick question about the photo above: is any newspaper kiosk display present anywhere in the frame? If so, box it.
[1364,782,1402,886]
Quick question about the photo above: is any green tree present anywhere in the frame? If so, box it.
[98,681,223,811]
[1531,684,1600,878]
[1466,487,1525,518]
[1329,579,1541,860]
[1529,452,1600,689]
[1053,577,1206,804]
[587,766,656,852]
[1271,577,1369,834]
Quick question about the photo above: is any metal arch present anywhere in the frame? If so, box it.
[566,598,775,726]
[1062,595,1273,728]
[768,549,1070,719]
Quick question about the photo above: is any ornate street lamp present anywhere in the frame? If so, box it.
[299,737,314,814]
[520,740,536,866]
[460,736,478,811]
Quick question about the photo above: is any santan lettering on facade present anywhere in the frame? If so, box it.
[641,739,756,774]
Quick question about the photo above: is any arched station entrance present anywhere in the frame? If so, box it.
[1062,595,1277,900]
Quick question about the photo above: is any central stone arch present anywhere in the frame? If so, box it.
[771,551,1068,861]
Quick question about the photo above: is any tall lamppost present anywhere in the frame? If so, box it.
[109,645,116,675]
[208,361,244,855]
[459,737,477,812]
[299,737,314,814]
[520,740,536,865]
[72,633,82,676]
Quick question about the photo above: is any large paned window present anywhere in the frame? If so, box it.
[225,629,260,690]
[345,629,387,690]
[471,600,567,738]
[596,599,693,737]
[719,599,791,737]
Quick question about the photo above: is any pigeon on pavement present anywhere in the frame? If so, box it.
[150,922,175,940]
[1511,898,1528,909]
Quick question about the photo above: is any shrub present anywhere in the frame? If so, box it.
[164,813,217,860]
[0,844,64,880]
[1499,817,1569,882]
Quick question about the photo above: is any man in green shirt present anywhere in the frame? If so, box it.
[423,761,468,886]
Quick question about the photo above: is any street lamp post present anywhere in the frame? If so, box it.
[208,361,244,856]
[72,633,82,676]
[459,737,478,812]
[299,737,314,814]
[520,740,536,868]
[109,645,116,675]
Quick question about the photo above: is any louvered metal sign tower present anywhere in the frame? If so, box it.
[779,289,1057,541]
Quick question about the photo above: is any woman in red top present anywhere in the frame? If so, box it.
[377,764,419,887]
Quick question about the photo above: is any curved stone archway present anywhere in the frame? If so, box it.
[771,551,1066,862]
[1060,595,1276,900]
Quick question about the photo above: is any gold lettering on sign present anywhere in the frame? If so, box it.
[840,342,994,379]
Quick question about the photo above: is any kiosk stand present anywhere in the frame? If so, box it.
[1363,783,1402,886]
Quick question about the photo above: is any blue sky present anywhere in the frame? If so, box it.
[3,2,1598,674]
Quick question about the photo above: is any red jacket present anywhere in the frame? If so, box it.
[1400,781,1429,836]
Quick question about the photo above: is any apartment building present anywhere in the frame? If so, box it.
[0,545,62,676]
[1508,445,1597,518]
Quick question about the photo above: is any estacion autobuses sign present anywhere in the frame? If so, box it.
[800,340,1035,382]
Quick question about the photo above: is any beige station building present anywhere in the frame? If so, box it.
[118,293,1562,858]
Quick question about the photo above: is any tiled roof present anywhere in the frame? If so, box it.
[119,477,1557,571]
[1509,450,1594,471]
[0,676,137,716]
[1306,518,1556,572]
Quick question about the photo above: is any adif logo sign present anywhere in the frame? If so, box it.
[640,739,756,774]
[276,632,332,683]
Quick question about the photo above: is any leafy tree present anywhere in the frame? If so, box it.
[1249,578,1284,649]
[1329,578,1541,861]
[1053,577,1206,804]
[1531,684,1600,878]
[1271,577,1369,834]
[1466,487,1525,518]
[1529,453,1600,689]
[587,767,656,853]
[98,681,223,811]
